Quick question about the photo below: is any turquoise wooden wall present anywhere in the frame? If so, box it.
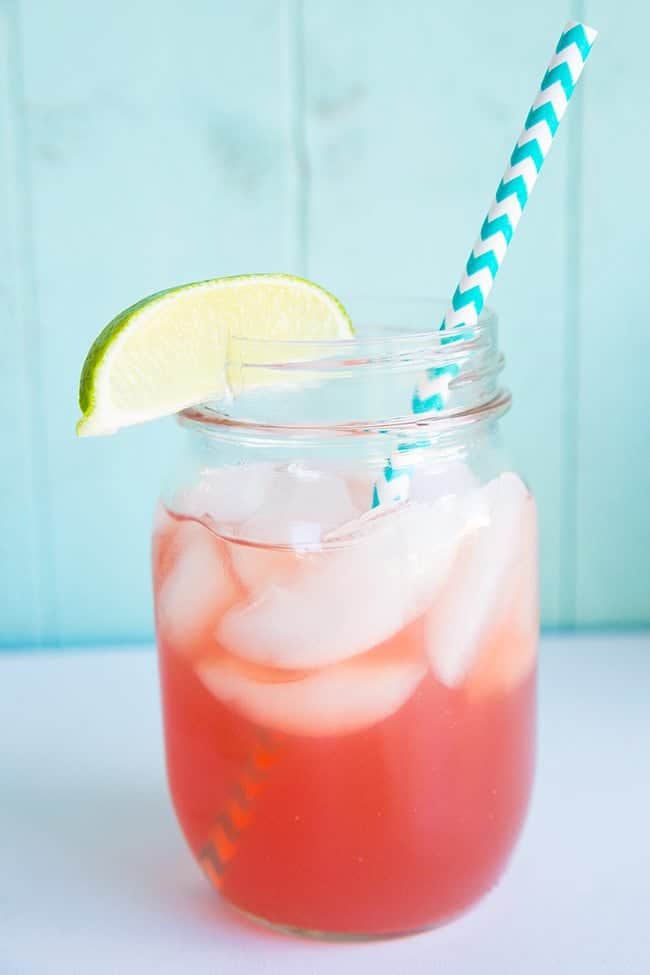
[1,1,648,647]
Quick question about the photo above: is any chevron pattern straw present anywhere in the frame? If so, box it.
[199,22,598,894]
[372,20,597,508]
[199,728,283,892]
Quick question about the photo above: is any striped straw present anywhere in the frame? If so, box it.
[199,728,283,892]
[197,20,598,894]
[372,20,598,508]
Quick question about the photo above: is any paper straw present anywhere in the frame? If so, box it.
[198,20,598,893]
[372,20,598,508]
[199,729,283,891]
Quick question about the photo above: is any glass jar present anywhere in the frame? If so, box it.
[152,300,538,939]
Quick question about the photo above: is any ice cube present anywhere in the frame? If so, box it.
[153,500,176,537]
[341,459,477,517]
[410,460,479,504]
[197,637,426,737]
[171,464,274,529]
[344,467,379,514]
[228,541,314,594]
[239,464,358,546]
[156,521,241,657]
[152,503,180,586]
[217,495,468,670]
[463,498,539,696]
[513,500,539,638]
[426,472,530,687]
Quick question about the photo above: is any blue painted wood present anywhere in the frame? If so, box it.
[302,3,575,626]
[8,0,295,645]
[0,0,49,645]
[1,1,648,646]
[575,1,650,625]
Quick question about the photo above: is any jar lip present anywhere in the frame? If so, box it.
[178,388,511,441]
[180,304,503,439]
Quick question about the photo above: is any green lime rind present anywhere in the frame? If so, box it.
[78,286,173,416]
[76,274,353,437]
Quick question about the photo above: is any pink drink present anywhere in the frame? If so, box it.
[154,466,537,936]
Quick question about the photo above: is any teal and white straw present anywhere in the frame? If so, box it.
[372,20,597,508]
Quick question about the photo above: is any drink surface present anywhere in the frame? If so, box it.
[153,465,537,935]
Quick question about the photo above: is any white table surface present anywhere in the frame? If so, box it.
[2,634,649,974]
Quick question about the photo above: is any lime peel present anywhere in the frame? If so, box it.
[77,274,353,437]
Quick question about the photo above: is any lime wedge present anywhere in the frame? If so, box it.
[77,274,352,436]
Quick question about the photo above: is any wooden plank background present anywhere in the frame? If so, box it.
[575,0,650,626]
[1,0,647,646]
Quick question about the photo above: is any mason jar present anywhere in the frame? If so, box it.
[152,300,538,938]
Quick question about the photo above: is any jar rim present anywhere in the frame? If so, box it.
[178,304,505,440]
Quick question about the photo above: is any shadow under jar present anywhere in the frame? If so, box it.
[152,300,538,939]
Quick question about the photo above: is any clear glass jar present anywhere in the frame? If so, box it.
[152,301,538,939]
